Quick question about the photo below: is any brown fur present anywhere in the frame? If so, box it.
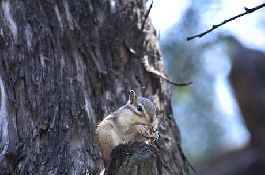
[96,90,158,162]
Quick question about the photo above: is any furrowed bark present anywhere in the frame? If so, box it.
[0,0,189,174]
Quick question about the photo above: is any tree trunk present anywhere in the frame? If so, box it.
[197,39,265,175]
[0,0,189,174]
[104,141,162,175]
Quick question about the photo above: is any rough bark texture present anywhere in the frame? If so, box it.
[0,0,189,174]
[104,141,162,175]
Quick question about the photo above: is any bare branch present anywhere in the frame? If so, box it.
[142,56,192,86]
[141,0,153,31]
[40,55,51,61]
[187,3,265,41]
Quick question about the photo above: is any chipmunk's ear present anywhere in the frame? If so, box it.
[149,96,154,102]
[128,90,138,105]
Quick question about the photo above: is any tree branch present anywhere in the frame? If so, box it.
[141,0,153,31]
[142,56,192,86]
[187,3,265,41]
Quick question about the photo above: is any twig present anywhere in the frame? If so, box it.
[187,3,265,41]
[40,55,50,61]
[141,0,153,31]
[142,56,192,86]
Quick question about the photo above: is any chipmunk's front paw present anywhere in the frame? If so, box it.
[151,130,159,141]
[137,125,159,141]
[137,125,151,138]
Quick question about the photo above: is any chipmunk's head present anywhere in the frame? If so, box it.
[127,90,157,129]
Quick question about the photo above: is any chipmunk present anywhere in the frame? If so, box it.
[96,90,159,162]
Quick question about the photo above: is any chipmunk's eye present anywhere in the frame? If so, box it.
[137,105,142,112]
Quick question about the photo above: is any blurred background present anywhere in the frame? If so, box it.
[147,0,265,174]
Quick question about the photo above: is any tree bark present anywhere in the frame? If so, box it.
[104,141,162,175]
[0,0,189,174]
